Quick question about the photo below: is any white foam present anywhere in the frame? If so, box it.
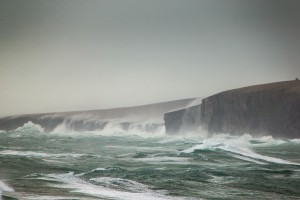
[51,121,70,134]
[76,167,107,176]
[50,121,167,138]
[116,153,136,158]
[290,138,300,144]
[250,136,286,147]
[91,167,106,172]
[182,134,300,165]
[0,150,85,159]
[134,156,191,164]
[22,195,74,200]
[158,137,185,144]
[38,172,177,200]
[231,154,265,164]
[0,179,14,200]
[157,135,203,144]
[105,145,175,152]
[15,121,44,133]
[90,177,149,192]
[93,122,166,138]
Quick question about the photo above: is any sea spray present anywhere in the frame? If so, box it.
[182,134,300,165]
[15,121,44,133]
[0,180,14,200]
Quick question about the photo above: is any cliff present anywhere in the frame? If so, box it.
[164,105,201,134]
[201,80,300,138]
[164,80,300,138]
[2,80,300,138]
[0,98,200,133]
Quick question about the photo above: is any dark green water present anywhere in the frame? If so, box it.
[0,122,300,199]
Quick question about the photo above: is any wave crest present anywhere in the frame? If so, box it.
[182,134,300,165]
[0,179,14,200]
[15,121,44,133]
[29,172,175,200]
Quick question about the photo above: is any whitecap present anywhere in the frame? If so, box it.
[91,167,106,172]
[0,179,14,200]
[15,121,44,133]
[76,167,107,176]
[50,121,167,138]
[21,195,75,200]
[250,136,286,147]
[105,145,175,152]
[290,138,300,144]
[182,134,300,165]
[135,156,191,163]
[35,172,179,200]
[0,150,86,159]
[90,177,149,192]
[231,154,265,164]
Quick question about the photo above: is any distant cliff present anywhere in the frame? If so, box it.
[165,80,300,138]
[2,80,300,138]
[0,98,200,133]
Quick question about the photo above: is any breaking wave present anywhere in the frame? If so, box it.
[1,122,300,199]
[0,179,14,200]
[7,121,300,168]
[50,121,166,138]
[182,134,300,165]
[0,150,86,159]
[29,172,177,200]
[15,121,44,133]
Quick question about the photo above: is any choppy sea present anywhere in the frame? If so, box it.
[1,122,300,199]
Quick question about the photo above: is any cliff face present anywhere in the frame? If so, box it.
[201,80,300,138]
[164,105,201,134]
[164,80,300,138]
[0,98,198,133]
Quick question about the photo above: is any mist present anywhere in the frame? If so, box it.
[0,0,299,116]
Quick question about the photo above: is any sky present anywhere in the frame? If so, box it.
[0,0,300,116]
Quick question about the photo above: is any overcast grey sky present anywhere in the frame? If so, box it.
[0,0,299,116]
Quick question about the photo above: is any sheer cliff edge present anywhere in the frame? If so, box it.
[164,80,300,138]
[0,98,199,133]
[1,80,299,138]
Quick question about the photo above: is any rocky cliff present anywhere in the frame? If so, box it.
[164,105,201,134]
[0,98,200,133]
[164,80,300,138]
[201,80,300,138]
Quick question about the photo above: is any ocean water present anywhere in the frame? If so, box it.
[0,122,300,200]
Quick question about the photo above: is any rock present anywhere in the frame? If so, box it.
[164,105,201,135]
[201,80,300,138]
[164,80,300,138]
[0,98,197,133]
